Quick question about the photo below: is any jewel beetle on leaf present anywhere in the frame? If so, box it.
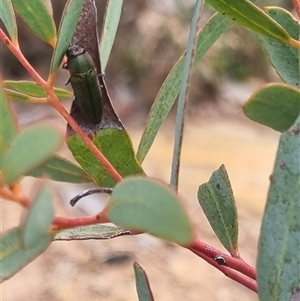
[63,44,103,124]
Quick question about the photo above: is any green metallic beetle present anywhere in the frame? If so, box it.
[63,44,102,124]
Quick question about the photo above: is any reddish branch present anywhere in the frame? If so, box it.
[0,30,47,87]
[190,240,256,280]
[0,186,110,230]
[52,211,109,231]
[0,187,30,207]
[191,247,257,293]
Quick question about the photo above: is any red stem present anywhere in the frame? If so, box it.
[0,29,47,87]
[0,187,30,207]
[292,0,300,18]
[191,248,257,293]
[52,211,109,231]
[190,240,256,280]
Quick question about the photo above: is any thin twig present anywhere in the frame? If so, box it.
[0,29,47,87]
[191,248,257,292]
[51,211,109,232]
[190,239,256,280]
[0,187,30,208]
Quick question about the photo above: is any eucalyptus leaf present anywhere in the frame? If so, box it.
[137,13,232,163]
[21,186,55,249]
[0,87,17,168]
[170,0,203,189]
[260,7,300,87]
[4,89,46,103]
[107,177,194,245]
[0,0,18,44]
[11,0,56,46]
[4,80,72,98]
[65,0,137,186]
[2,125,62,185]
[50,0,85,72]
[43,0,53,16]
[100,0,123,71]
[54,224,131,240]
[0,227,52,283]
[134,262,155,301]
[257,115,300,301]
[27,155,93,183]
[67,0,122,126]
[197,165,238,255]
[67,128,144,187]
[244,84,300,132]
[206,0,292,44]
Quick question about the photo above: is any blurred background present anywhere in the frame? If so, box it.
[1,0,294,300]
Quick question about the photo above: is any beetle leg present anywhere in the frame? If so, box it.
[65,77,71,85]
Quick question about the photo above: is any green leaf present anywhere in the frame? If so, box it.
[67,128,144,187]
[0,227,52,283]
[50,0,86,73]
[21,185,54,249]
[197,165,238,255]
[257,115,300,301]
[137,13,232,163]
[243,84,300,132]
[260,7,300,87]
[107,177,194,245]
[66,1,137,187]
[43,0,53,16]
[0,87,17,168]
[133,262,155,301]
[27,155,93,183]
[4,80,72,99]
[100,0,123,71]
[170,0,203,188]
[11,0,56,46]
[54,225,131,240]
[206,0,293,45]
[67,0,123,129]
[2,125,62,185]
[0,0,18,44]
[4,89,46,103]
[53,88,73,99]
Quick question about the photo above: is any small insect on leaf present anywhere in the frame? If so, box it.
[63,44,103,124]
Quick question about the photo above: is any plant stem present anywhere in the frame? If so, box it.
[190,239,256,280]
[51,212,109,232]
[191,248,257,293]
[1,186,112,231]
[0,29,47,87]
[0,187,30,207]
